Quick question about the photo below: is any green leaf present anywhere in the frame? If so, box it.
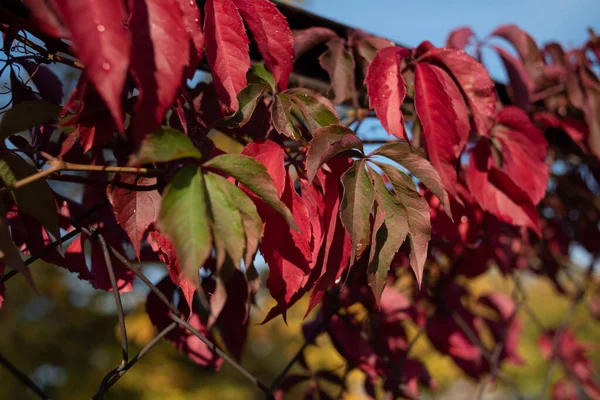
[367,166,409,302]
[222,84,267,128]
[286,88,340,131]
[340,160,374,263]
[204,172,245,269]
[0,100,61,140]
[158,165,211,284]
[0,152,59,240]
[248,64,276,92]
[129,126,202,165]
[214,173,263,268]
[306,124,363,182]
[377,162,431,288]
[272,93,303,141]
[370,141,452,219]
[203,154,298,230]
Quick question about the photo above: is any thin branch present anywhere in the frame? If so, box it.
[92,322,178,399]
[47,174,161,191]
[0,352,51,400]
[0,159,163,194]
[170,314,274,399]
[88,230,129,369]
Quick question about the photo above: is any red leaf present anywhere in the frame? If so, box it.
[478,292,523,365]
[293,27,337,60]
[414,62,461,200]
[204,0,250,110]
[107,176,161,259]
[241,140,286,197]
[493,106,548,204]
[365,46,412,140]
[419,48,497,136]
[535,112,588,152]
[430,64,471,152]
[146,277,222,368]
[446,27,475,50]
[23,0,69,38]
[130,0,190,143]
[51,0,130,130]
[467,139,540,235]
[233,0,294,90]
[261,171,312,321]
[176,0,205,59]
[215,269,250,360]
[319,37,356,105]
[492,45,534,110]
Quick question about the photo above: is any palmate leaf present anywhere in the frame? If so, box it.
[340,159,373,262]
[367,166,409,301]
[158,165,211,284]
[203,154,298,230]
[129,126,202,165]
[376,162,431,288]
[369,142,452,218]
[306,124,363,182]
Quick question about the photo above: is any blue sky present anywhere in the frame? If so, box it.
[299,0,600,80]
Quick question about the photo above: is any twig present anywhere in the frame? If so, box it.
[0,159,163,194]
[0,352,51,399]
[88,230,129,369]
[171,314,274,399]
[92,322,178,399]
[47,174,161,191]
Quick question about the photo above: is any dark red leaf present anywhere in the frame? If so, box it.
[233,0,294,90]
[446,27,475,50]
[319,37,356,105]
[492,106,548,204]
[204,0,250,110]
[52,0,130,130]
[419,48,497,136]
[16,60,63,105]
[107,176,161,259]
[241,139,286,197]
[414,62,461,200]
[23,0,69,38]
[293,27,337,60]
[176,0,205,60]
[467,139,540,235]
[492,45,534,110]
[215,269,249,360]
[365,46,412,140]
[130,0,190,143]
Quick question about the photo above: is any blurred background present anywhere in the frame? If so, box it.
[1,0,600,399]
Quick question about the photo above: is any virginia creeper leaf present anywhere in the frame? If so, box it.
[241,140,286,197]
[16,60,64,105]
[204,0,251,110]
[446,27,475,50]
[0,152,59,240]
[293,27,337,60]
[129,126,202,165]
[492,45,534,110]
[340,160,373,262]
[419,48,497,136]
[466,139,540,235]
[214,173,263,269]
[176,0,205,59]
[52,0,130,129]
[306,124,363,182]
[377,162,430,287]
[233,0,294,90]
[204,172,245,268]
[0,100,61,140]
[130,0,190,142]
[203,154,297,230]
[107,176,161,259]
[365,46,412,140]
[414,62,461,200]
[319,36,356,105]
[367,168,409,301]
[0,212,33,286]
[286,88,340,131]
[492,106,548,205]
[272,93,303,141]
[158,165,211,284]
[222,84,267,128]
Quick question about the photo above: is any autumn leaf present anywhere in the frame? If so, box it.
[306,124,363,182]
[319,36,356,105]
[158,165,211,284]
[129,126,202,165]
[365,46,412,140]
[0,100,61,140]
